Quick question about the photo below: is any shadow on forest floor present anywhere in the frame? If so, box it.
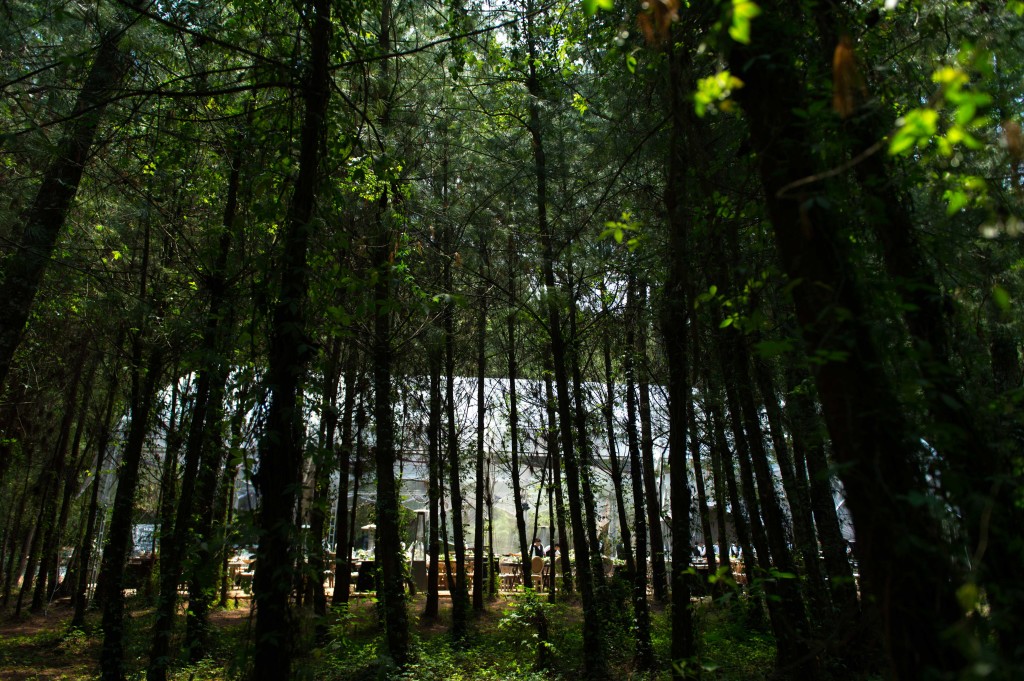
[0,591,781,680]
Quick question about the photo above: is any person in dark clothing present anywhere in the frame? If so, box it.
[530,538,544,557]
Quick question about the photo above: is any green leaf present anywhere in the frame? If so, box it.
[729,0,761,44]
[943,189,969,214]
[992,285,1011,312]
[956,582,980,613]
[582,0,597,16]
[889,108,939,155]
[753,338,794,358]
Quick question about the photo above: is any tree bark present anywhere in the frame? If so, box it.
[729,6,967,675]
[98,342,165,681]
[624,278,653,670]
[0,21,135,391]
[250,0,331,675]
[473,270,487,611]
[637,282,669,604]
[604,300,635,578]
[72,367,121,628]
[506,235,530,584]
[332,354,358,607]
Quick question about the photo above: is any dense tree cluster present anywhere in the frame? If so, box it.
[1,0,1022,679]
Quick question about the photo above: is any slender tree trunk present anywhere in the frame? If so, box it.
[717,342,775,582]
[309,340,343,629]
[604,310,635,578]
[567,295,606,594]
[332,354,358,607]
[72,369,121,627]
[624,278,653,669]
[732,338,814,674]
[424,342,442,618]
[6,452,38,599]
[706,384,732,595]
[372,273,410,664]
[250,0,331,675]
[687,377,717,580]
[525,13,600,661]
[0,19,135,391]
[663,39,697,677]
[98,341,165,681]
[217,388,248,609]
[30,350,88,612]
[443,249,470,637]
[637,282,668,604]
[706,380,760,618]
[151,127,243,680]
[184,374,230,662]
[542,360,572,593]
[753,355,829,625]
[473,277,487,611]
[506,235,530,583]
[784,364,865,655]
[49,353,100,602]
[368,0,409,652]
[15,492,47,617]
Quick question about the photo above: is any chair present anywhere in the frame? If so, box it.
[531,556,544,588]
[541,563,552,590]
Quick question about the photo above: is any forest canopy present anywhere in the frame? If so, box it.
[1,0,1023,679]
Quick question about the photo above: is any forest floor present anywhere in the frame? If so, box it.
[0,588,776,680]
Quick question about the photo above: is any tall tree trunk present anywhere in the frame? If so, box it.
[0,18,135,391]
[218,385,249,609]
[369,0,410,655]
[663,39,697,678]
[309,339,343,630]
[730,338,814,674]
[705,374,760,619]
[332,354,358,607]
[250,0,331,675]
[150,123,244,681]
[687,378,716,579]
[542,359,572,593]
[637,283,669,604]
[753,355,829,625]
[98,207,166,681]
[473,274,487,611]
[729,6,966,675]
[72,367,121,628]
[98,341,165,681]
[443,245,470,637]
[184,374,230,662]
[51,352,100,602]
[30,349,89,612]
[624,278,653,670]
[604,304,635,578]
[706,379,732,595]
[372,266,410,664]
[567,295,606,593]
[424,341,442,618]
[784,364,863,653]
[15,488,47,617]
[506,235,530,583]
